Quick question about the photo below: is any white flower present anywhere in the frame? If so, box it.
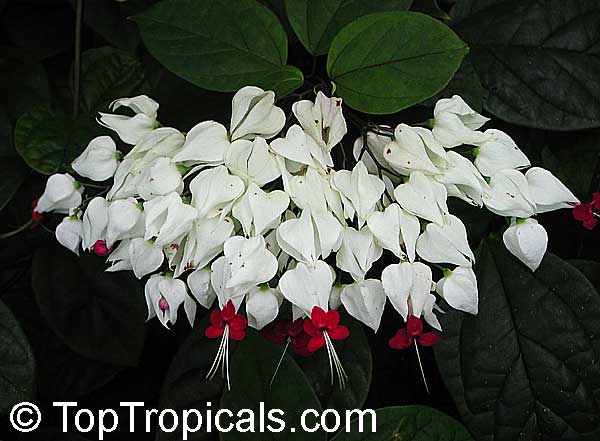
[126,127,185,165]
[107,238,164,279]
[144,192,197,246]
[144,274,189,328]
[55,215,83,255]
[436,267,478,315]
[232,183,289,237]
[270,124,325,170]
[189,166,245,219]
[187,267,216,309]
[35,173,83,214]
[503,218,548,271]
[383,124,442,175]
[435,151,487,206]
[245,286,282,330]
[224,137,280,186]
[432,95,490,148]
[286,167,344,222]
[98,95,159,145]
[525,167,579,213]
[106,198,144,248]
[292,91,347,162]
[276,207,318,265]
[278,260,334,316]
[394,171,448,225]
[341,280,386,332]
[81,196,109,249]
[229,86,285,141]
[172,121,230,165]
[416,214,475,267]
[71,136,119,181]
[367,203,420,261]
[336,226,382,282]
[482,169,536,218]
[474,129,530,176]
[332,161,385,227]
[381,262,440,330]
[136,157,183,200]
[352,128,391,176]
[175,217,234,276]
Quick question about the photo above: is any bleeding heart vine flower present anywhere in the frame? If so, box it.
[35,86,580,392]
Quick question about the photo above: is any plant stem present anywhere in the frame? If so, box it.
[0,219,34,240]
[72,0,83,120]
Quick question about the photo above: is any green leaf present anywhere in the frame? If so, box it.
[221,330,326,441]
[330,405,473,440]
[285,0,413,56]
[32,242,147,367]
[0,108,28,212]
[0,53,51,121]
[434,240,600,441]
[80,47,146,115]
[156,316,224,441]
[452,0,600,130]
[298,315,372,412]
[134,0,303,96]
[0,298,35,414]
[569,260,600,293]
[327,12,468,114]
[14,107,102,175]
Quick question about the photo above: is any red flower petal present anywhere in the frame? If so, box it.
[229,328,246,341]
[583,217,598,230]
[286,319,304,337]
[389,328,412,350]
[592,192,600,209]
[310,306,327,328]
[324,309,341,330]
[205,325,224,339]
[221,300,236,321]
[303,317,320,337]
[262,322,287,345]
[209,309,223,327]
[327,325,349,341]
[418,332,441,347]
[406,315,423,337]
[573,203,593,221]
[307,335,325,353]
[229,314,247,331]
[291,333,312,357]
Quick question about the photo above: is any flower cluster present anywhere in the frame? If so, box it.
[34,88,578,386]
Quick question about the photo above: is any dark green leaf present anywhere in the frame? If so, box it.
[3,290,122,401]
[80,47,146,114]
[135,0,303,96]
[156,317,223,441]
[0,108,29,212]
[14,107,102,175]
[411,0,450,20]
[0,298,35,414]
[286,0,413,56]
[298,315,372,412]
[453,0,600,130]
[423,56,486,112]
[221,330,325,441]
[330,405,473,440]
[327,12,468,114]
[32,242,147,367]
[569,260,600,293]
[435,240,600,441]
[0,54,51,121]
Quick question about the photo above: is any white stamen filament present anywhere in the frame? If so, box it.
[269,338,291,388]
[206,325,232,390]
[414,339,430,394]
[324,331,348,389]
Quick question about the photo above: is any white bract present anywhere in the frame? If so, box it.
[37,88,576,346]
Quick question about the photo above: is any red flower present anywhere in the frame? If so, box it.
[205,300,247,341]
[303,306,349,353]
[389,315,440,350]
[31,199,43,226]
[262,319,312,357]
[573,203,597,230]
[573,192,600,230]
[93,240,111,256]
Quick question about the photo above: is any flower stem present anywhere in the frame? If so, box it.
[0,219,35,240]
